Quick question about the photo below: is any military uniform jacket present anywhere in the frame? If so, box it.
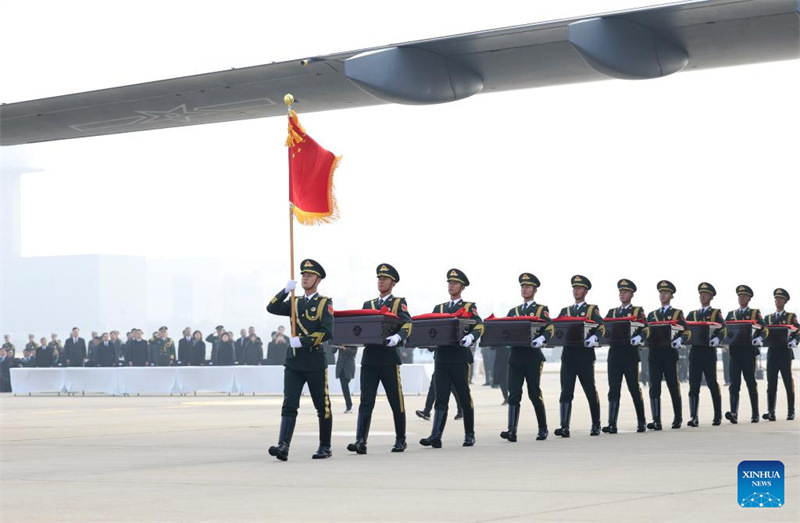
[686,307,727,348]
[267,289,334,372]
[431,300,484,365]
[361,295,413,367]
[725,308,764,354]
[25,342,37,353]
[764,310,799,359]
[605,304,646,362]
[558,303,606,362]
[644,306,690,361]
[507,302,554,365]
[148,337,176,366]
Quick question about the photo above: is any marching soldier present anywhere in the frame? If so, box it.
[644,280,690,430]
[347,263,413,455]
[420,269,484,448]
[685,283,726,427]
[554,275,605,437]
[763,288,797,421]
[724,285,764,424]
[500,273,553,442]
[148,327,176,366]
[267,259,334,461]
[602,279,647,434]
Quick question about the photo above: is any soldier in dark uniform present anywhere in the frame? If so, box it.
[644,280,690,430]
[47,334,62,357]
[500,273,554,442]
[206,325,224,357]
[125,329,149,366]
[554,275,605,437]
[149,327,176,366]
[763,288,797,421]
[1,335,13,354]
[724,285,764,424]
[266,259,335,461]
[602,279,648,434]
[25,334,37,355]
[686,282,726,427]
[347,263,413,455]
[36,337,54,367]
[420,268,484,448]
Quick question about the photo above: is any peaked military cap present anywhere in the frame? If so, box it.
[215,325,224,330]
[300,259,326,279]
[571,274,591,290]
[519,273,540,287]
[657,280,676,293]
[447,268,470,286]
[736,284,753,297]
[617,279,637,292]
[376,263,400,282]
[774,288,790,301]
[698,282,716,296]
[158,326,168,332]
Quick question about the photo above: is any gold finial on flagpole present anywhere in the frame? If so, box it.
[283,93,294,107]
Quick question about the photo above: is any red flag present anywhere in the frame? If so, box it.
[285,110,341,225]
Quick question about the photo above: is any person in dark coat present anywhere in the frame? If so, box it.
[36,337,54,367]
[492,345,510,405]
[323,342,336,365]
[189,331,206,366]
[95,333,118,367]
[267,329,289,365]
[177,327,193,365]
[53,348,65,367]
[63,327,87,367]
[110,331,124,365]
[212,332,235,366]
[332,345,358,413]
[0,347,13,392]
[124,329,149,366]
[235,329,248,364]
[243,333,264,365]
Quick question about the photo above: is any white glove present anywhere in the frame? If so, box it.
[460,333,475,347]
[386,334,402,347]
[289,336,303,349]
[709,338,720,348]
[584,335,598,348]
[671,338,683,349]
[284,280,297,293]
[630,335,643,347]
[752,336,763,347]
[789,339,798,350]
[531,336,545,349]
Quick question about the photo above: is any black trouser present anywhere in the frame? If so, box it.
[359,364,406,438]
[340,378,352,410]
[423,371,462,414]
[281,367,332,423]
[434,361,474,433]
[508,360,546,428]
[766,349,794,415]
[559,355,600,424]
[607,352,646,422]
[729,346,758,415]
[648,350,682,421]
[688,347,721,417]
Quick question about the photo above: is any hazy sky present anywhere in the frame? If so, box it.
[2,0,799,320]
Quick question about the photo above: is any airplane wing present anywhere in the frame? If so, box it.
[1,0,797,146]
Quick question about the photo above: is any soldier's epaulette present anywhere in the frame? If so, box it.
[317,295,330,301]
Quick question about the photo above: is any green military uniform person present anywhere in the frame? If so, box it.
[500,273,554,443]
[148,327,176,366]
[3,335,16,354]
[267,259,335,461]
[420,268,484,448]
[602,279,648,434]
[724,285,764,424]
[644,280,690,430]
[347,263,413,455]
[555,275,606,437]
[685,282,727,427]
[25,335,37,354]
[762,288,797,421]
[47,334,62,355]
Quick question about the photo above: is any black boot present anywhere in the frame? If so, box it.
[415,409,430,421]
[500,404,520,442]
[687,395,699,427]
[554,402,571,438]
[725,394,739,424]
[346,412,371,455]
[268,416,296,462]
[312,416,333,459]
[590,422,601,436]
[536,425,548,440]
[420,409,447,448]
[712,391,722,426]
[391,437,407,452]
[763,390,776,421]
[647,398,662,430]
[463,432,476,446]
[602,401,619,434]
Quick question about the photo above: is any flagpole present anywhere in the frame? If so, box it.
[285,93,297,340]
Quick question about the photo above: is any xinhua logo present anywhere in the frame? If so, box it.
[738,461,784,508]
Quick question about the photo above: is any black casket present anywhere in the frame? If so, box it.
[646,322,684,350]
[686,321,723,346]
[482,318,548,346]
[724,321,758,346]
[765,325,796,347]
[602,318,645,345]
[548,320,596,347]
[405,317,476,349]
[332,312,405,346]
